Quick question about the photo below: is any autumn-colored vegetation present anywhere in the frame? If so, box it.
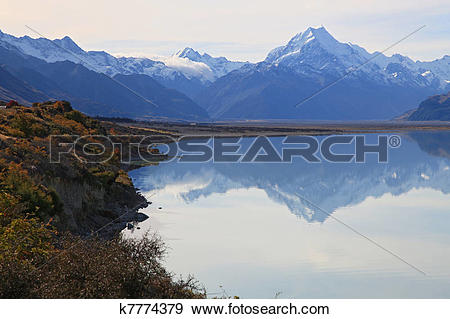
[0,101,204,298]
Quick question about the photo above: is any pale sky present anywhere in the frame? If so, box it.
[0,0,449,62]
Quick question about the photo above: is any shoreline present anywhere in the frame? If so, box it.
[116,120,450,137]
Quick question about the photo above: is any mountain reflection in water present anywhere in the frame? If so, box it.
[126,132,450,298]
[130,132,450,222]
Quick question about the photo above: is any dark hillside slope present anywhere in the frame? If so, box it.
[114,73,209,120]
[0,65,49,103]
[408,92,450,121]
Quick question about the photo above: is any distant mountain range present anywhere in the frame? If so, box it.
[0,26,449,120]
[197,27,449,120]
[0,32,208,120]
[0,30,243,99]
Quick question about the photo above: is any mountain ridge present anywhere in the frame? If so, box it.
[0,30,246,98]
[0,44,208,120]
[196,26,448,120]
[0,26,449,120]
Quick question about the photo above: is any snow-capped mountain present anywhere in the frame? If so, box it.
[197,26,449,120]
[0,31,180,81]
[0,30,246,98]
[265,26,448,89]
[0,32,209,120]
[0,26,449,120]
[172,47,247,81]
[266,26,371,72]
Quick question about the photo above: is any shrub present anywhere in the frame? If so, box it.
[9,113,49,138]
[0,234,205,299]
[0,218,55,263]
[0,163,62,222]
[64,110,86,124]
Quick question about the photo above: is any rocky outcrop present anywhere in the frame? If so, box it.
[46,176,148,239]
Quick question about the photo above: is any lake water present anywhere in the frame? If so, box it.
[125,132,450,298]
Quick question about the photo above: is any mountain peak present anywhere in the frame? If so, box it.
[265,25,367,69]
[170,47,247,81]
[294,25,330,38]
[53,36,83,53]
[175,47,202,60]
[286,25,339,51]
[61,35,74,42]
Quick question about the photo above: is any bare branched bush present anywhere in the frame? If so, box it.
[0,233,205,299]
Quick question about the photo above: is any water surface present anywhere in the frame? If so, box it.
[126,132,450,298]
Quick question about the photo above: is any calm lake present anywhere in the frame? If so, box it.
[125,132,450,298]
